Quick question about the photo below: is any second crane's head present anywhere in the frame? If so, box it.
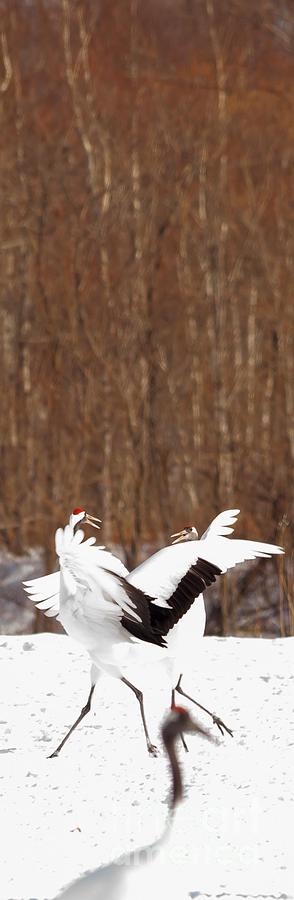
[170,524,198,544]
[70,507,102,532]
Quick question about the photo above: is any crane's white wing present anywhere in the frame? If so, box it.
[52,526,164,646]
[201,508,240,540]
[23,526,129,619]
[196,535,284,572]
[125,534,284,640]
[23,571,61,618]
[59,561,142,625]
[55,525,129,579]
[28,524,165,648]
[128,534,283,599]
[127,542,219,602]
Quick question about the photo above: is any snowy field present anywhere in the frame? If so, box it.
[0,634,293,900]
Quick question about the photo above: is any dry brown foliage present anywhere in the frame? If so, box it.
[0,1,293,634]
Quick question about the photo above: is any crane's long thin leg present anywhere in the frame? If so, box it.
[48,684,96,758]
[121,677,158,757]
[175,675,233,738]
[171,687,189,752]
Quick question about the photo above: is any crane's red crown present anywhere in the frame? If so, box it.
[171,704,188,715]
[72,507,85,515]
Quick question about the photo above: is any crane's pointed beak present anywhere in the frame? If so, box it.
[189,719,214,742]
[84,513,102,530]
[170,530,186,544]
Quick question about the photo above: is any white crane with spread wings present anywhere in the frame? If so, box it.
[24,507,284,755]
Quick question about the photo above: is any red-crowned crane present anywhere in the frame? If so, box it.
[53,706,213,900]
[24,508,284,756]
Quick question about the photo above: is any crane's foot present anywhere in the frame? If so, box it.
[175,676,233,739]
[47,749,59,759]
[147,742,160,757]
[212,715,233,738]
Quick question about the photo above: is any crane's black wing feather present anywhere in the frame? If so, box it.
[120,557,222,644]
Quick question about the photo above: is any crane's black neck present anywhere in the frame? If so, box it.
[166,738,183,810]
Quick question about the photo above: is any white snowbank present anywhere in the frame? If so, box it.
[0,635,293,899]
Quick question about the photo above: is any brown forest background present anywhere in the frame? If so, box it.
[0,0,293,636]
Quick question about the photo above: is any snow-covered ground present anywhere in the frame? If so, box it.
[0,635,293,899]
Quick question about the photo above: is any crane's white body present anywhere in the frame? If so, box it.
[24,510,284,690]
[54,831,190,900]
[54,810,193,900]
[38,524,142,679]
